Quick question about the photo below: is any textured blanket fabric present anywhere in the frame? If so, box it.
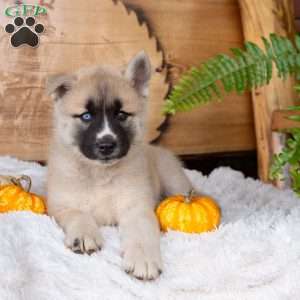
[0,156,299,300]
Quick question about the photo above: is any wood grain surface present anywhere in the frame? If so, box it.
[122,0,256,155]
[239,0,295,182]
[0,0,257,161]
[272,110,300,131]
[0,0,167,161]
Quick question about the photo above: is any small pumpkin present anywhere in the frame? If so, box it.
[156,190,221,233]
[0,175,46,214]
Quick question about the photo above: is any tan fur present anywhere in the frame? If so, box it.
[47,52,192,280]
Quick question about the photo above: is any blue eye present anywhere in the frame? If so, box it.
[80,112,93,122]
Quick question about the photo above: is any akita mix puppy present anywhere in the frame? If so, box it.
[46,51,192,280]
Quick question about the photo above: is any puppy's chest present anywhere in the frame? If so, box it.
[77,178,119,226]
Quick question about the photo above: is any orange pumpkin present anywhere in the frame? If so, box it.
[0,175,46,214]
[156,190,221,233]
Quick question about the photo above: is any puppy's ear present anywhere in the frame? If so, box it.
[46,73,76,101]
[125,51,151,97]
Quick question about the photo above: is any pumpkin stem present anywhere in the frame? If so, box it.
[11,175,32,192]
[184,189,195,203]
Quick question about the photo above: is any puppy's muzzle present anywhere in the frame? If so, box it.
[95,135,117,156]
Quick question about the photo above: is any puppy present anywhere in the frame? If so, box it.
[46,51,192,280]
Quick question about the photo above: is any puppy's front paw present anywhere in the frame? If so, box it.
[64,230,103,255]
[122,244,162,280]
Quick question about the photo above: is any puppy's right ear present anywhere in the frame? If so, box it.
[46,74,76,101]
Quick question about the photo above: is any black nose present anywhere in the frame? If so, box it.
[96,135,117,156]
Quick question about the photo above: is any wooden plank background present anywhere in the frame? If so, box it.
[0,0,257,160]
[0,0,168,161]
[239,0,295,182]
[272,110,300,131]
[294,0,300,31]
[122,0,256,155]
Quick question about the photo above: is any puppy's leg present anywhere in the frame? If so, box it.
[55,209,103,255]
[119,207,162,280]
[154,147,193,195]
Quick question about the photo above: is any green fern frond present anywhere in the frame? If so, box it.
[269,84,300,195]
[269,128,300,195]
[163,33,300,115]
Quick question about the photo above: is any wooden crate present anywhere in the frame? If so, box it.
[123,0,256,154]
[0,0,256,161]
[239,0,295,182]
[0,0,168,161]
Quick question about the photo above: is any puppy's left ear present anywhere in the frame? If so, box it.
[125,51,151,97]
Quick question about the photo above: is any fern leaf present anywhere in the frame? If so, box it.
[164,33,300,115]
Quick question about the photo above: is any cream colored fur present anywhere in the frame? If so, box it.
[47,52,192,280]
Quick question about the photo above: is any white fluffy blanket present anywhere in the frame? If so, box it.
[0,156,299,300]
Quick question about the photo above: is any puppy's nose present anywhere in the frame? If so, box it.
[96,135,117,156]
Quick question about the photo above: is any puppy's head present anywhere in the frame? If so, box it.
[47,51,151,165]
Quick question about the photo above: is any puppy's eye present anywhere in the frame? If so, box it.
[116,111,131,122]
[80,112,93,122]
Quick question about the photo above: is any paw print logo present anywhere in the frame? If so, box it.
[5,16,44,48]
